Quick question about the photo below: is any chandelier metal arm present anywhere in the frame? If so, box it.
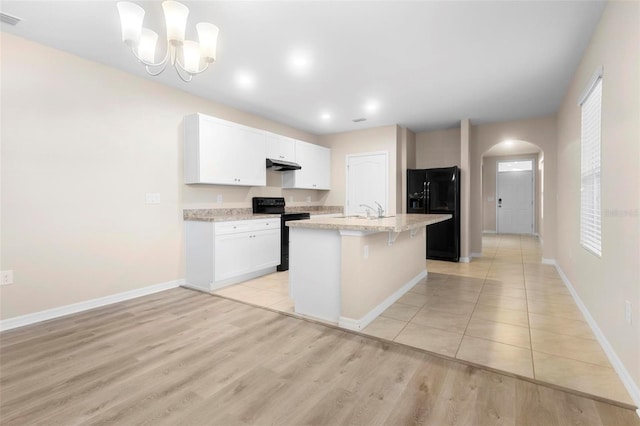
[175,55,211,77]
[174,64,193,82]
[129,45,169,68]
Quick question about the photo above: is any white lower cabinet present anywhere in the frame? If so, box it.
[185,218,281,291]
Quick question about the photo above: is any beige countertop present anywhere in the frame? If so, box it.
[183,206,344,222]
[286,213,452,232]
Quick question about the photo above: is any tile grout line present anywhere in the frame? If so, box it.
[454,238,495,359]
[521,234,537,380]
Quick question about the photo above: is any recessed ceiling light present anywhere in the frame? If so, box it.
[364,101,379,112]
[320,112,331,121]
[235,71,255,89]
[288,51,312,74]
[504,140,515,146]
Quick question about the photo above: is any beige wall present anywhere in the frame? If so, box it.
[0,34,319,319]
[470,116,557,258]
[319,125,399,215]
[482,154,540,234]
[399,127,416,213]
[341,230,425,320]
[556,1,640,392]
[415,128,461,169]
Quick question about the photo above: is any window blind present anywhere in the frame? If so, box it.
[580,77,602,257]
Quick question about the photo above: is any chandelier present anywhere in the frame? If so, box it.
[116,1,219,82]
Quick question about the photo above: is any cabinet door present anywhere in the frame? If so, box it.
[234,126,266,186]
[314,144,331,190]
[200,118,237,185]
[282,141,331,190]
[266,133,295,162]
[214,232,253,281]
[252,228,281,270]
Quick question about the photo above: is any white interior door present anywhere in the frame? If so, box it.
[345,152,388,216]
[497,162,534,234]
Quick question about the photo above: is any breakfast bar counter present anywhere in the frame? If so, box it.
[286,213,451,330]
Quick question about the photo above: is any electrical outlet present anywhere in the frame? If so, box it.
[1,270,13,285]
[306,196,311,203]
[363,245,369,259]
[625,300,632,325]
[216,194,223,204]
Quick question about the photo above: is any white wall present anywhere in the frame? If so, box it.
[556,0,640,395]
[0,34,319,319]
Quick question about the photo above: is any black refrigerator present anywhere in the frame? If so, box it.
[407,166,460,262]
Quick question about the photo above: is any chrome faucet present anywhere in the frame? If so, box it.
[374,201,384,218]
[360,202,384,218]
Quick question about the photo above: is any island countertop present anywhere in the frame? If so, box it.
[286,213,451,233]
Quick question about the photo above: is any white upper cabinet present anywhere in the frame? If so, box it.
[184,113,266,186]
[265,132,295,162]
[282,140,331,190]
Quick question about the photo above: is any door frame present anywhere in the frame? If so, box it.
[345,151,389,216]
[496,158,535,235]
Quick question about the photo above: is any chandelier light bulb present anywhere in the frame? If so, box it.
[162,1,189,46]
[182,41,202,74]
[197,22,219,63]
[117,1,144,46]
[138,28,158,63]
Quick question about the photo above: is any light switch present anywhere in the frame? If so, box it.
[216,194,223,204]
[364,245,369,259]
[145,193,160,204]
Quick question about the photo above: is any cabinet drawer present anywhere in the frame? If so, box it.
[215,221,251,236]
[252,218,281,231]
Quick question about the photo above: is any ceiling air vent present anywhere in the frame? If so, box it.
[352,118,367,123]
[0,12,22,26]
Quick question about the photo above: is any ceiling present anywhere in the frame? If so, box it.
[0,1,605,135]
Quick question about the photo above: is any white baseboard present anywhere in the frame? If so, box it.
[460,257,470,263]
[470,252,482,259]
[483,230,497,234]
[0,279,183,332]
[552,262,640,411]
[339,269,427,331]
[541,258,556,265]
[184,267,277,293]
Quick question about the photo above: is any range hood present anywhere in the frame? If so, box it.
[266,158,302,171]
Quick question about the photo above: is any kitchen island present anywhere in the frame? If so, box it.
[286,213,451,330]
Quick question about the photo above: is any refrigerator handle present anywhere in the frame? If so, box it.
[425,181,430,212]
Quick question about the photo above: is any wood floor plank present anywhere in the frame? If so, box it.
[0,288,637,426]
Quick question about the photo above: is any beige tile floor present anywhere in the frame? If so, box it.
[212,234,633,406]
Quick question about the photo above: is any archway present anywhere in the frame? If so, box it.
[479,139,544,255]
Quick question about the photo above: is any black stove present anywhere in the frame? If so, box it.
[252,197,310,271]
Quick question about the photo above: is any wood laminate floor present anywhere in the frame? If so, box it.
[1,287,638,426]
